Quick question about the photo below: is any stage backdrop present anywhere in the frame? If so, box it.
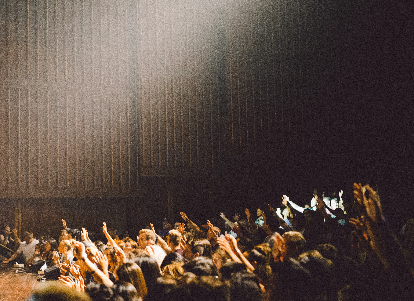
[0,1,413,233]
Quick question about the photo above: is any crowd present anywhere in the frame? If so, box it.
[1,183,414,300]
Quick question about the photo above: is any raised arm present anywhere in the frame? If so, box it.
[150,223,171,253]
[73,241,113,287]
[180,212,201,233]
[102,222,118,248]
[220,213,235,229]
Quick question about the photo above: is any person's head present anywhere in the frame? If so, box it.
[134,255,161,295]
[281,231,306,259]
[207,227,220,241]
[282,195,289,206]
[212,248,230,270]
[137,229,156,249]
[298,250,334,298]
[60,229,69,240]
[58,239,73,254]
[67,228,81,241]
[29,282,91,301]
[219,261,247,280]
[167,229,182,249]
[315,244,338,262]
[191,239,213,259]
[186,275,230,301]
[85,283,113,301]
[45,239,58,253]
[183,256,219,276]
[163,220,172,230]
[112,281,140,301]
[116,262,148,299]
[229,271,263,301]
[161,261,185,278]
[160,252,185,270]
[23,231,34,243]
[4,226,11,235]
[104,246,118,268]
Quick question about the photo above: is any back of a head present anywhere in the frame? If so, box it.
[229,271,263,301]
[270,258,312,301]
[112,281,140,301]
[219,261,246,280]
[192,239,213,258]
[29,282,91,301]
[160,252,185,270]
[134,255,161,295]
[85,283,114,301]
[282,231,306,259]
[183,256,219,276]
[298,251,334,298]
[116,262,148,298]
[168,229,182,247]
[187,275,230,301]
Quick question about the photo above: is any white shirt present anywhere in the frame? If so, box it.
[146,244,166,268]
[17,239,39,260]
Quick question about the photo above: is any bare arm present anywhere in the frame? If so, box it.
[73,241,113,287]
[103,222,118,248]
[150,223,172,253]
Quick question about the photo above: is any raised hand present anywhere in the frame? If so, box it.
[150,223,156,234]
[362,185,383,223]
[115,247,127,264]
[245,208,251,220]
[102,222,108,234]
[70,263,82,278]
[94,251,109,275]
[217,236,232,254]
[59,275,75,288]
[314,194,325,210]
[178,223,186,234]
[233,213,240,221]
[207,220,214,230]
[81,228,89,242]
[73,241,87,260]
[59,262,71,275]
[62,219,67,229]
[225,233,238,252]
[74,277,85,292]
[53,251,60,264]
[180,212,189,222]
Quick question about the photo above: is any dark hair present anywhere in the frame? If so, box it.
[230,271,263,301]
[187,275,230,301]
[47,238,58,252]
[160,252,185,270]
[85,283,113,301]
[183,256,219,276]
[68,228,81,241]
[219,262,246,280]
[116,262,148,298]
[134,255,161,295]
[112,281,140,301]
[191,240,212,258]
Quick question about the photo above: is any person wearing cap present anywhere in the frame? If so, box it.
[2,231,39,264]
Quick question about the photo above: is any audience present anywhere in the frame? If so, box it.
[1,182,410,301]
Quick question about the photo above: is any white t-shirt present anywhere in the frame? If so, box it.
[17,239,39,260]
[146,244,166,268]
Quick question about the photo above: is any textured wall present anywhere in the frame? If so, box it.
[0,0,413,212]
